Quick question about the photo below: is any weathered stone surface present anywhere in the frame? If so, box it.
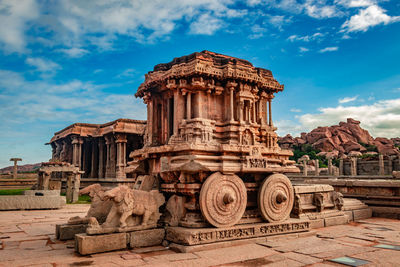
[166,220,310,245]
[86,186,165,235]
[75,233,127,255]
[353,208,372,220]
[308,219,325,229]
[56,224,87,241]
[67,184,113,225]
[23,190,61,196]
[129,229,164,248]
[279,118,399,156]
[0,195,66,210]
[324,214,349,227]
[393,171,400,179]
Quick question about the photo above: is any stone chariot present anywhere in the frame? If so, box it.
[128,51,299,228]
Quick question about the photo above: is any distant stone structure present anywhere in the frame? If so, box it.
[9,158,22,179]
[48,118,145,179]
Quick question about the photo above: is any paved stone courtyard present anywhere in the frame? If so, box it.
[1,205,400,267]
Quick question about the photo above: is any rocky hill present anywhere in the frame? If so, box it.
[0,163,41,174]
[279,118,400,157]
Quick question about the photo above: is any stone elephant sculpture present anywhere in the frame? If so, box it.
[68,184,112,225]
[103,185,165,229]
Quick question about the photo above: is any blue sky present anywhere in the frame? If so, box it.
[0,0,400,167]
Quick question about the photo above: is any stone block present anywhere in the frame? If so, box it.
[129,229,165,248]
[309,219,325,229]
[353,208,372,221]
[344,210,354,221]
[75,233,127,255]
[56,224,87,240]
[324,215,349,227]
[23,190,61,196]
[0,195,66,210]
[166,220,310,246]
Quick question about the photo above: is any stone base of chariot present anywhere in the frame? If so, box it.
[75,228,165,255]
[166,219,310,252]
[342,198,372,221]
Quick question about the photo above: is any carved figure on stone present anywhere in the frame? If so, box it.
[242,130,252,145]
[102,185,165,229]
[314,192,324,212]
[68,184,113,225]
[332,191,344,210]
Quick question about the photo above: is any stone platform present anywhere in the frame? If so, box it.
[1,205,400,266]
[166,220,310,246]
[0,190,66,210]
[75,229,165,255]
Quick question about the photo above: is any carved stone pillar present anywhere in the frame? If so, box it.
[98,138,104,178]
[195,91,202,118]
[379,154,384,175]
[186,92,191,120]
[350,157,357,176]
[227,83,236,123]
[339,159,344,175]
[252,101,256,123]
[42,171,51,190]
[173,89,180,135]
[90,140,98,178]
[144,94,153,145]
[315,159,319,176]
[109,137,116,178]
[239,101,244,123]
[303,160,307,176]
[268,96,273,126]
[115,133,127,179]
[71,135,82,168]
[104,135,111,178]
[328,158,333,176]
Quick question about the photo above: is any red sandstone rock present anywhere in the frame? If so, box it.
[278,118,399,156]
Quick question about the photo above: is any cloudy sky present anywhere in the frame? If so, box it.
[0,0,399,167]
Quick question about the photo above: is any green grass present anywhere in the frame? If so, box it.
[63,193,91,204]
[0,188,30,195]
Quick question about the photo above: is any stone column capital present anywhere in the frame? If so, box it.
[114,133,127,143]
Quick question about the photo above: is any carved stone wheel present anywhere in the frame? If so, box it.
[199,172,247,228]
[258,173,294,222]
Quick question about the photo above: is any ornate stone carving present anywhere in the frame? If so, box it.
[68,184,113,225]
[258,174,294,222]
[199,172,247,228]
[87,185,165,234]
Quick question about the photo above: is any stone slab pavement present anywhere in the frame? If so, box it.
[1,204,400,266]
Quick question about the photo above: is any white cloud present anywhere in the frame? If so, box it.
[288,32,324,42]
[335,0,376,8]
[341,5,400,32]
[0,0,39,52]
[268,15,291,30]
[58,47,89,58]
[189,13,224,35]
[319,46,339,53]
[0,69,146,125]
[299,46,309,52]
[248,24,267,39]
[339,95,358,103]
[298,98,400,137]
[25,57,61,77]
[304,0,342,19]
[290,108,302,112]
[117,68,136,78]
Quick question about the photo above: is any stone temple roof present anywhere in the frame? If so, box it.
[136,50,283,97]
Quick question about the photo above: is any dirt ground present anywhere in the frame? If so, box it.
[1,205,400,267]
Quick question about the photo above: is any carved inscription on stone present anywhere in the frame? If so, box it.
[167,221,310,245]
